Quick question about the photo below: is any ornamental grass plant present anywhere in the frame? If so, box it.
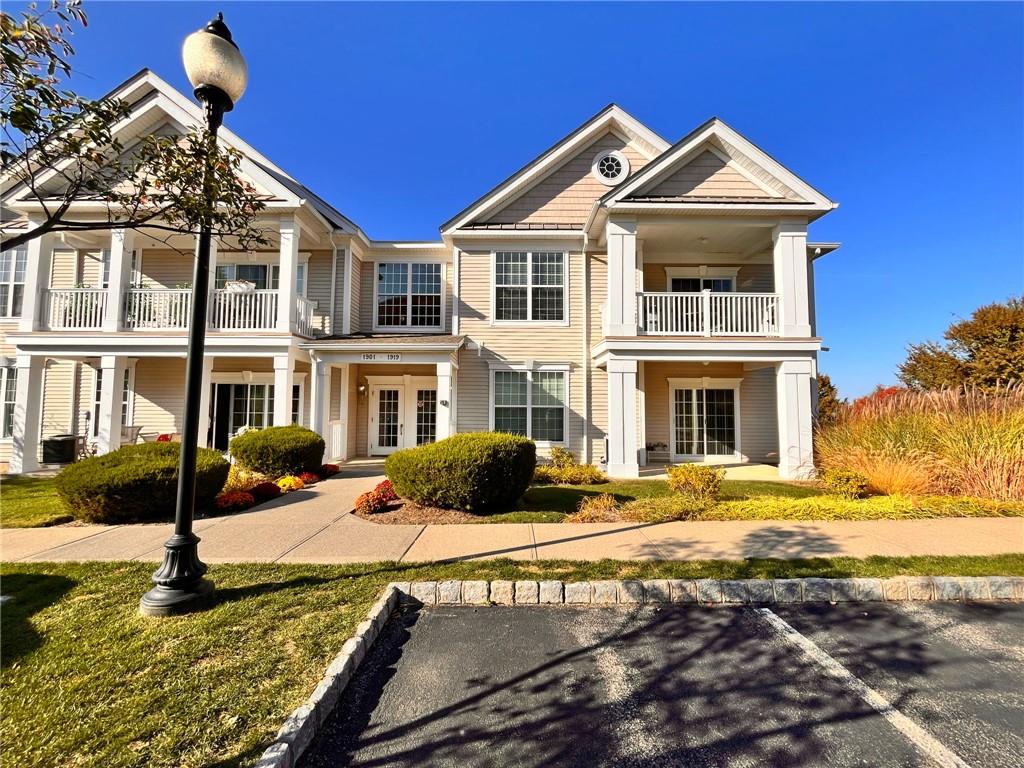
[816,384,1024,501]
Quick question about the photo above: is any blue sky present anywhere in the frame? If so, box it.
[54,1,1024,398]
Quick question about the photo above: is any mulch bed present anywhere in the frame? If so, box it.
[352,501,483,525]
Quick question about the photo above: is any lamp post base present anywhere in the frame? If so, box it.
[140,577,215,617]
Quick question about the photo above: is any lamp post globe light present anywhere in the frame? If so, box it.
[139,13,247,617]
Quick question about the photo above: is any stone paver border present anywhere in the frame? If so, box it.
[254,574,1022,766]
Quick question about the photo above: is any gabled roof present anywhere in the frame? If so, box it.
[2,69,359,235]
[598,117,836,213]
[440,104,669,234]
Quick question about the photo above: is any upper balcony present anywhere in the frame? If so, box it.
[636,290,779,336]
[42,287,316,335]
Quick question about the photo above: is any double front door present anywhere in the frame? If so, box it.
[369,377,438,455]
[670,384,739,461]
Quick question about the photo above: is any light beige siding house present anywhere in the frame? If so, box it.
[1,71,838,479]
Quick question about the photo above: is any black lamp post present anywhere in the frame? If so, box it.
[140,13,248,617]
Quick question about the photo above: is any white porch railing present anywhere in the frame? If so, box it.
[123,289,191,329]
[293,296,315,337]
[207,289,278,331]
[45,289,108,330]
[638,291,780,336]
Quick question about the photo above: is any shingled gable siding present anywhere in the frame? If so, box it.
[454,247,587,460]
[481,132,651,226]
[641,262,774,293]
[639,150,772,199]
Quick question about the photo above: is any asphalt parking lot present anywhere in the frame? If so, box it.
[302,601,1024,768]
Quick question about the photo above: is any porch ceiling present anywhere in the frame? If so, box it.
[636,217,773,257]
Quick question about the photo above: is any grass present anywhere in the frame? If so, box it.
[3,555,1023,768]
[515,479,1023,522]
[1,475,71,528]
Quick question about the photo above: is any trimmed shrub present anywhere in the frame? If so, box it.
[298,471,322,485]
[385,432,536,512]
[276,475,305,493]
[320,463,340,477]
[666,463,724,502]
[819,468,869,499]
[54,443,229,524]
[215,490,256,513]
[250,481,282,502]
[229,425,325,476]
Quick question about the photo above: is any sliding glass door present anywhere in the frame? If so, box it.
[671,386,738,460]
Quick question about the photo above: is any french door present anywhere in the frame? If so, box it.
[671,386,738,461]
[369,380,437,455]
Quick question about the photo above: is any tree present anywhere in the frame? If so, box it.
[1,1,266,252]
[898,297,1024,391]
[815,373,844,425]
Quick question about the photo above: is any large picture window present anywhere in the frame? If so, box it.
[494,251,566,323]
[0,246,27,318]
[491,367,568,443]
[375,262,443,329]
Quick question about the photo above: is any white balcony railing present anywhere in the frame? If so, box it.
[45,289,108,330]
[293,296,315,337]
[207,289,278,331]
[124,289,191,329]
[638,291,780,336]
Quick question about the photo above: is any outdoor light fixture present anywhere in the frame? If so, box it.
[140,13,247,617]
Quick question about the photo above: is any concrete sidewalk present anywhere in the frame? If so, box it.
[2,463,1023,564]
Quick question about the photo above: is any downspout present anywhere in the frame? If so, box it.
[581,234,590,464]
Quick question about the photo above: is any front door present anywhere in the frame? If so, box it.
[370,386,403,455]
[671,387,738,461]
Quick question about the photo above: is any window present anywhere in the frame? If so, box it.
[1,366,17,438]
[100,249,111,288]
[670,277,734,293]
[491,368,567,443]
[215,262,307,294]
[121,368,133,426]
[228,382,302,433]
[494,251,566,323]
[0,246,27,318]
[375,262,443,329]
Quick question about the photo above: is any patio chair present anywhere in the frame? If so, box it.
[121,425,143,445]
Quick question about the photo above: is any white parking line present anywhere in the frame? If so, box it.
[757,608,973,768]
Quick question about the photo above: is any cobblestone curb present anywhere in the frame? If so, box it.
[400,576,1024,607]
[253,585,401,768]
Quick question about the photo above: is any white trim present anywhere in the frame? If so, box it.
[490,250,570,327]
[487,365,570,447]
[366,374,439,455]
[451,247,461,336]
[664,266,740,280]
[370,259,446,332]
[666,377,743,463]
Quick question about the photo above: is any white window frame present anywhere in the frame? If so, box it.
[214,253,310,296]
[491,250,569,327]
[371,260,446,331]
[665,266,738,293]
[0,246,28,318]
[667,376,742,462]
[488,363,570,446]
[210,372,308,431]
[0,365,17,440]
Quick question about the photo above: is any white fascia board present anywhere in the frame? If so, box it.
[450,229,586,240]
[442,107,667,234]
[592,345,820,368]
[607,202,829,215]
[367,240,448,251]
[8,333,296,357]
[591,337,822,358]
[298,342,463,352]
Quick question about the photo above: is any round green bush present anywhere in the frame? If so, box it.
[229,425,325,476]
[385,432,536,512]
[54,443,229,524]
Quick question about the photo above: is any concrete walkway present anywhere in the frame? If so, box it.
[3,463,1023,564]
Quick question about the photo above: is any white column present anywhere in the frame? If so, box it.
[776,358,816,479]
[435,360,453,440]
[772,220,811,337]
[196,356,214,447]
[605,217,638,336]
[17,224,55,331]
[102,228,134,331]
[309,355,327,436]
[337,363,351,460]
[10,354,44,472]
[606,357,640,478]
[273,353,294,426]
[277,216,300,333]
[96,355,126,454]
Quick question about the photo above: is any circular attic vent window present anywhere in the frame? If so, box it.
[592,149,630,186]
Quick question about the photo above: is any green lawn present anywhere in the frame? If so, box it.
[3,556,1023,768]
[1,475,71,528]
[514,479,1023,522]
